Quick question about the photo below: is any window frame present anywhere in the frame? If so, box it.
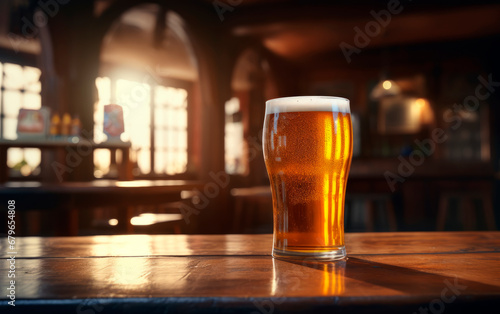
[94,69,196,180]
[0,52,43,181]
[0,49,39,139]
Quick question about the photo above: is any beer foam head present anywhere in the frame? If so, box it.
[265,96,350,115]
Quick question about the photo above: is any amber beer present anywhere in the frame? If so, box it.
[263,96,352,260]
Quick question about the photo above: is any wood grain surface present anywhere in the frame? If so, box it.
[0,232,499,313]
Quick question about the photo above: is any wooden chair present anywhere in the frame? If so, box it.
[230,186,273,233]
[436,191,496,231]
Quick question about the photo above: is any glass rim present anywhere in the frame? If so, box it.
[265,96,350,114]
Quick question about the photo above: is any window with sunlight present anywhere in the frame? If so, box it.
[225,97,245,174]
[94,76,188,177]
[0,62,42,177]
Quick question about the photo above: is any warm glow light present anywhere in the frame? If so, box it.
[272,258,346,297]
[131,215,156,226]
[130,213,183,226]
[7,148,40,171]
[382,80,392,90]
[415,98,435,125]
[90,235,152,257]
[410,98,423,121]
[20,164,31,176]
[416,98,426,108]
[322,263,330,295]
[111,258,151,286]
[322,262,346,295]
[108,219,119,226]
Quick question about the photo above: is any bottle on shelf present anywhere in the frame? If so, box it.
[61,113,72,137]
[50,113,61,139]
[71,115,82,137]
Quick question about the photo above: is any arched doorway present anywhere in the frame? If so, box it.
[94,4,200,179]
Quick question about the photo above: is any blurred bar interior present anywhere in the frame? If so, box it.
[0,0,499,236]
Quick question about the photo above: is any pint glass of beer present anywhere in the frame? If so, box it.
[263,96,352,260]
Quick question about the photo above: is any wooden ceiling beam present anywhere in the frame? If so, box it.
[230,4,500,61]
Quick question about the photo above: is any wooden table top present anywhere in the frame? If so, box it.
[0,138,132,149]
[0,180,202,194]
[1,232,499,313]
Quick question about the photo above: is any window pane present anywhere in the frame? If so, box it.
[116,78,151,109]
[137,147,151,174]
[179,110,187,128]
[94,149,111,178]
[179,130,187,149]
[4,117,18,140]
[6,147,40,177]
[1,63,42,142]
[167,130,176,149]
[23,148,41,169]
[96,77,111,103]
[154,150,165,174]
[175,89,187,107]
[166,107,175,128]
[154,86,168,108]
[22,93,42,109]
[129,124,150,148]
[166,151,175,175]
[154,128,166,149]
[24,66,41,93]
[154,107,166,127]
[3,90,22,117]
[178,151,187,173]
[117,79,151,149]
[3,63,24,90]
[96,82,190,176]
[173,109,182,128]
[152,85,188,175]
[6,148,23,168]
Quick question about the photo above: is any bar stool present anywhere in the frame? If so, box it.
[436,191,496,231]
[231,186,273,233]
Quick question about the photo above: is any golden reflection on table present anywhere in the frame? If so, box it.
[88,235,192,257]
[271,258,345,297]
[1,232,499,314]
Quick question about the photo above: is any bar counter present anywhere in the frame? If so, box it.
[1,232,499,313]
